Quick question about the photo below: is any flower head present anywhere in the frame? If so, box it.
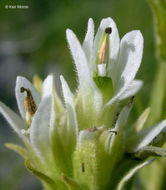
[1,18,166,190]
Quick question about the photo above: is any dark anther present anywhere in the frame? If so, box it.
[20,87,37,117]
[20,87,26,93]
[105,27,112,34]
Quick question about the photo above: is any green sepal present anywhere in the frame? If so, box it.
[108,101,133,174]
[133,107,150,132]
[50,124,74,177]
[128,146,166,160]
[5,143,28,160]
[62,173,83,190]
[73,127,114,190]
[25,159,57,189]
[93,74,113,104]
[114,158,154,190]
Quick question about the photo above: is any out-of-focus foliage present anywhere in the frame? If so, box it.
[0,0,160,189]
[136,1,166,190]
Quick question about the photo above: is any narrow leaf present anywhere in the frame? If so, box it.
[0,102,28,142]
[117,159,154,190]
[62,174,83,190]
[25,159,57,189]
[5,143,28,159]
[126,119,166,152]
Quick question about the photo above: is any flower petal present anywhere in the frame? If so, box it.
[42,75,54,99]
[119,80,143,100]
[66,29,94,90]
[126,119,166,152]
[60,75,78,137]
[116,30,143,91]
[15,76,41,119]
[82,18,94,66]
[30,95,55,162]
[105,31,143,107]
[0,102,28,142]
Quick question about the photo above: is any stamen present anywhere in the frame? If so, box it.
[98,27,112,68]
[20,87,37,117]
[98,38,107,65]
[105,27,112,34]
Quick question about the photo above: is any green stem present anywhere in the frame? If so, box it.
[147,61,166,126]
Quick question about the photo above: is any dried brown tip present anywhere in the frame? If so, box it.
[108,129,118,135]
[105,27,112,34]
[20,87,37,117]
[88,126,97,132]
[128,96,135,106]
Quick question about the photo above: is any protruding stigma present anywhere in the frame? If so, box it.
[20,87,37,117]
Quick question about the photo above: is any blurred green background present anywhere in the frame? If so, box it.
[0,0,158,189]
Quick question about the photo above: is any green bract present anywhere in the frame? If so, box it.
[1,18,166,190]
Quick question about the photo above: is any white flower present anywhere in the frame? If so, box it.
[1,18,166,190]
[66,17,143,108]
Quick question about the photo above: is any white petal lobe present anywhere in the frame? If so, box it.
[66,29,94,90]
[119,80,143,100]
[60,75,78,136]
[106,31,143,107]
[42,75,54,99]
[0,102,28,141]
[83,18,94,64]
[30,95,54,161]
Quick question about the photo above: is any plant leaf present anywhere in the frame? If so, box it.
[116,159,154,190]
[0,102,28,142]
[126,119,166,152]
[5,143,29,159]
[25,159,57,189]
[130,146,166,160]
[62,174,83,190]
